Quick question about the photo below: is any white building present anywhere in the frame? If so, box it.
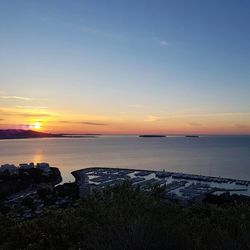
[37,162,51,173]
[19,163,34,170]
[0,164,18,174]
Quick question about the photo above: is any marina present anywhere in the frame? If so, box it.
[1,162,250,219]
[72,167,250,203]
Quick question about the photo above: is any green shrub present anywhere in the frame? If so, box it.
[1,183,250,250]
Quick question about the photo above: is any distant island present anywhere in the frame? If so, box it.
[0,129,100,140]
[139,135,166,138]
[0,129,60,139]
[185,135,200,138]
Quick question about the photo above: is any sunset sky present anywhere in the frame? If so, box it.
[0,0,249,135]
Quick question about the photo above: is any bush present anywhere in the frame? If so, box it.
[1,183,250,250]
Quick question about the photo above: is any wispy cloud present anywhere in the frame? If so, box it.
[1,95,34,101]
[82,122,107,126]
[166,111,250,118]
[144,115,161,122]
[1,95,47,101]
[60,121,108,126]
[16,105,49,109]
[154,37,168,47]
[17,113,52,118]
[0,90,6,94]
[159,40,168,46]
[0,108,53,118]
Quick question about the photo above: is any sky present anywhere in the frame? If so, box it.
[0,0,250,135]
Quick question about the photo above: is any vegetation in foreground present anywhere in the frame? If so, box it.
[1,183,250,250]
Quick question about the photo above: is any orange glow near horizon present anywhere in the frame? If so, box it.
[0,106,249,135]
[41,119,250,135]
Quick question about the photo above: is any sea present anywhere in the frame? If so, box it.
[0,136,250,183]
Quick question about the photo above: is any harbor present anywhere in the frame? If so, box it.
[2,162,250,220]
[72,167,250,203]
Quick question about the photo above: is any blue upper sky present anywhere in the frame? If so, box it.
[0,0,249,134]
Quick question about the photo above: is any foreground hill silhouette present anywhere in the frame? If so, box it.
[1,183,250,250]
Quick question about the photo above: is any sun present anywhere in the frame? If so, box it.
[33,122,41,130]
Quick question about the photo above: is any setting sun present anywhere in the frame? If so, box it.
[33,122,41,130]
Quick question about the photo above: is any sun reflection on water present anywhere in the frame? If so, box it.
[32,149,44,164]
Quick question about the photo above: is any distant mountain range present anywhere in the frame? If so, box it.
[0,129,61,139]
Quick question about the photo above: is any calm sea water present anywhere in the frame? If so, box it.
[0,136,250,183]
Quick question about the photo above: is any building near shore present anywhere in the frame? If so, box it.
[0,164,18,174]
[19,163,34,170]
[37,163,51,174]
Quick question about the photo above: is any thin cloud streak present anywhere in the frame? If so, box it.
[1,95,34,101]
[188,122,203,127]
[60,121,108,126]
[16,113,52,118]
[1,96,48,101]
[159,40,168,46]
[154,37,168,47]
[144,115,161,122]
[166,111,250,118]
[0,108,53,118]
[15,105,49,109]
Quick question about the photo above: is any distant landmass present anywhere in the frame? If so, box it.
[0,129,100,140]
[185,135,199,138]
[0,129,61,139]
[139,135,166,138]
